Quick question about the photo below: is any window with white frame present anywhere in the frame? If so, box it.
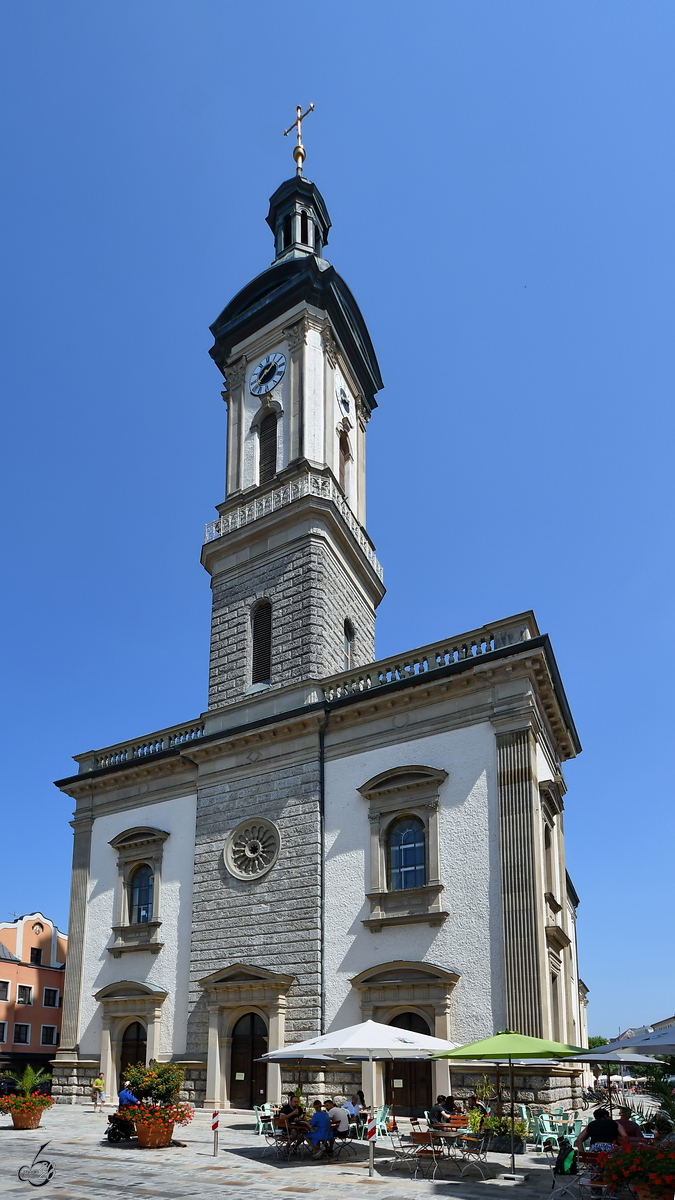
[43,987,59,1008]
[13,1023,30,1044]
[108,827,169,958]
[0,980,9,1002]
[17,984,33,1005]
[0,1021,6,1043]
[358,765,450,932]
[40,1025,58,1046]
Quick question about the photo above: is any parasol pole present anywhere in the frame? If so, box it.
[368,1052,376,1178]
[509,1056,515,1176]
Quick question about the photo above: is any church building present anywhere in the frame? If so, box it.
[53,127,587,1111]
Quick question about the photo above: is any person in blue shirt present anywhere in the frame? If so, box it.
[118,1082,139,1108]
[304,1100,334,1158]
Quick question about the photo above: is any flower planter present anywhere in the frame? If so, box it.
[486,1135,524,1155]
[10,1110,44,1130]
[135,1122,174,1148]
[633,1186,675,1200]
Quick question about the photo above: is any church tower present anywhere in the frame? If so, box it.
[202,149,386,709]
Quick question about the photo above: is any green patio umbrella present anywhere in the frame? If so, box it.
[432,1031,584,1177]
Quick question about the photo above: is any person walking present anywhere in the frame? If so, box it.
[92,1073,105,1112]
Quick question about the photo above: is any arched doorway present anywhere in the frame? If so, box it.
[385,1012,432,1117]
[119,1021,147,1080]
[229,1013,268,1109]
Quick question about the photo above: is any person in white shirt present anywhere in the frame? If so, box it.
[325,1099,350,1134]
[343,1093,365,1118]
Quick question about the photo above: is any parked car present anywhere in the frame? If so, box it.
[0,1079,18,1096]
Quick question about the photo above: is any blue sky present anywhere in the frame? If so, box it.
[1,1,673,1039]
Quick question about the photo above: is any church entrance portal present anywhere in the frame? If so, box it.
[119,1021,147,1079]
[385,1013,432,1117]
[229,1013,268,1109]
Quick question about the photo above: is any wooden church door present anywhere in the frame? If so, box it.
[385,1012,433,1117]
[229,1013,268,1108]
[119,1021,147,1079]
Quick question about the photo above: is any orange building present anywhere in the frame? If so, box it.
[0,913,67,1071]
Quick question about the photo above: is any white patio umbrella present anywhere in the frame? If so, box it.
[570,1050,659,1114]
[260,1019,458,1176]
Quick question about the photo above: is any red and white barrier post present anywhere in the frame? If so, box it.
[212,1110,219,1157]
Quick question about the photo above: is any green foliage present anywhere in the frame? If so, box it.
[466,1107,483,1134]
[475,1074,494,1103]
[1,1065,51,1096]
[484,1114,528,1139]
[588,1036,609,1049]
[123,1062,185,1104]
[645,1065,675,1123]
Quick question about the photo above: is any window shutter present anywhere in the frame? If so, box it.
[259,414,277,484]
[252,602,272,684]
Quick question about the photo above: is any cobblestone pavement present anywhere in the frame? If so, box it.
[0,1107,556,1200]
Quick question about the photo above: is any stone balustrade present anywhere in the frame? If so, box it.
[322,616,534,701]
[90,721,205,772]
[204,470,384,582]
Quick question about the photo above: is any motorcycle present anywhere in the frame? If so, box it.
[106,1111,138,1143]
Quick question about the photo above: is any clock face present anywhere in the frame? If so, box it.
[336,383,350,414]
[249,352,286,397]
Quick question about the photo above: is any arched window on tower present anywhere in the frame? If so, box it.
[129,864,154,924]
[338,432,351,493]
[251,601,272,685]
[300,211,309,244]
[387,816,426,891]
[343,619,354,671]
[283,213,292,249]
[259,412,278,484]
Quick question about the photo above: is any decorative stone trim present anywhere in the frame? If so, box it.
[223,817,280,881]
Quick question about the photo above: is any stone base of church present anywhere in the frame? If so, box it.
[174,1061,207,1107]
[449,1067,583,1108]
[280,1066,362,1106]
[50,1057,101,1105]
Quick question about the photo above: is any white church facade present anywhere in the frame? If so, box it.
[53,157,587,1112]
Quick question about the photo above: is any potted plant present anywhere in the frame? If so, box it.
[0,1066,54,1130]
[599,1142,675,1200]
[121,1063,193,1148]
[483,1113,528,1154]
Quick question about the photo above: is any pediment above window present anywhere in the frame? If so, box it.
[109,827,169,854]
[94,980,168,1002]
[351,961,460,988]
[358,766,448,801]
[198,963,294,1003]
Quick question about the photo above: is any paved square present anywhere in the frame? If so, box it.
[0,1107,558,1200]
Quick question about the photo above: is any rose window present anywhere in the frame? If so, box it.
[223,817,280,881]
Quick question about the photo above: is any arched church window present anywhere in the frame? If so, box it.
[130,864,154,924]
[300,211,309,244]
[314,222,321,255]
[283,213,292,248]
[338,432,351,493]
[343,619,354,671]
[387,816,426,891]
[251,601,272,685]
[259,412,277,484]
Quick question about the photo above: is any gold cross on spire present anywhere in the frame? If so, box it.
[284,103,314,176]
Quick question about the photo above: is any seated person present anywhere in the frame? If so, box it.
[344,1092,365,1118]
[305,1100,334,1158]
[118,1081,140,1108]
[445,1095,457,1114]
[617,1107,644,1143]
[575,1107,620,1154]
[325,1098,350,1140]
[277,1093,305,1138]
[428,1095,452,1127]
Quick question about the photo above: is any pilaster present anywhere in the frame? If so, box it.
[496,729,543,1036]
[57,811,93,1053]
